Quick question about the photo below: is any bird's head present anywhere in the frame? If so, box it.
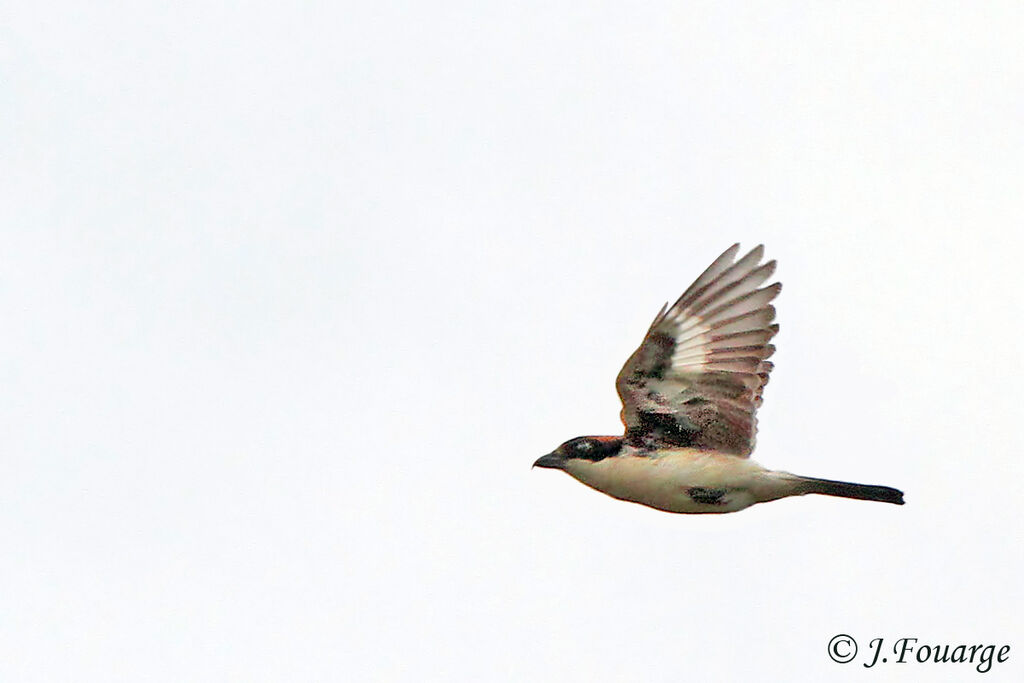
[533,436,624,470]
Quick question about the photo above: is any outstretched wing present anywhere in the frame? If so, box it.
[615,244,780,457]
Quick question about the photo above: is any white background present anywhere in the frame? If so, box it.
[3,2,1022,681]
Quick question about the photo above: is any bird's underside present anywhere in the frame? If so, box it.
[534,244,905,514]
[560,445,903,514]
[561,446,791,514]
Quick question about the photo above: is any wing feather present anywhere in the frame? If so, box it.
[616,245,781,456]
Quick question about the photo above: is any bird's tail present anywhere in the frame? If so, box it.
[795,476,905,505]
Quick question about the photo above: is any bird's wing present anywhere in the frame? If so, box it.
[615,244,780,457]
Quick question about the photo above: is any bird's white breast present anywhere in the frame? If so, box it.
[562,448,777,513]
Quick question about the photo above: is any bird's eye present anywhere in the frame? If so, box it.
[577,441,593,451]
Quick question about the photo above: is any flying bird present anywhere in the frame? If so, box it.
[533,244,904,513]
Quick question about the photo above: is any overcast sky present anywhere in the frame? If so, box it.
[3,2,1023,681]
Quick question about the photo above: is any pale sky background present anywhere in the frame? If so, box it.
[2,2,1023,682]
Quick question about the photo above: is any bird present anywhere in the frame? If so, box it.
[533,243,904,514]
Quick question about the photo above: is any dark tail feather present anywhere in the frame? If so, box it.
[798,477,905,505]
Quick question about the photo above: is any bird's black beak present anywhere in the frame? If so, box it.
[533,452,565,469]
